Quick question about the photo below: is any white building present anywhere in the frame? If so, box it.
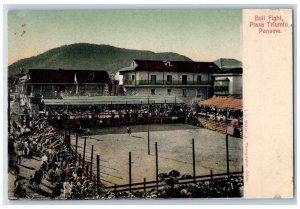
[213,59,243,98]
[119,60,220,104]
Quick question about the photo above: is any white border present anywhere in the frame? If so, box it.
[1,1,299,208]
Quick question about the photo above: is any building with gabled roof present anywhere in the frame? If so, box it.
[22,68,112,116]
[119,60,221,104]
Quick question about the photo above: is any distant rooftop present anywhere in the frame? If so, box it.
[27,69,111,84]
[214,58,242,70]
[119,60,220,74]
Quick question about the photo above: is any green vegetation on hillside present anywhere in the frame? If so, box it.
[8,43,192,76]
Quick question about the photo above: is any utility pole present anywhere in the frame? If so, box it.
[147,95,150,155]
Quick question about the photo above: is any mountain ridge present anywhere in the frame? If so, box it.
[8,43,193,76]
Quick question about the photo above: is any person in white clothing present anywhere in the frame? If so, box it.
[63,180,71,198]
[41,154,48,164]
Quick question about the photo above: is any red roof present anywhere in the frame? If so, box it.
[129,60,220,73]
[27,69,111,84]
[199,97,243,110]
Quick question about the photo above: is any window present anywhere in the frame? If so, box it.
[151,89,156,95]
[150,75,157,84]
[197,89,202,98]
[167,89,172,95]
[197,75,202,84]
[182,75,187,85]
[40,85,46,94]
[215,86,229,92]
[131,75,135,80]
[125,74,129,81]
[167,75,172,84]
[182,89,187,97]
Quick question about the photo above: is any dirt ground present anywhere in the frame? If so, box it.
[71,124,243,187]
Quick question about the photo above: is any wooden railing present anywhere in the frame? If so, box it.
[105,169,243,193]
[123,80,210,86]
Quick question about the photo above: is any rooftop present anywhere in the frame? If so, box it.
[43,96,184,106]
[214,58,242,69]
[119,60,220,74]
[199,97,243,110]
[27,69,111,84]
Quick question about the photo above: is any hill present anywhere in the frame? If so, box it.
[8,43,193,76]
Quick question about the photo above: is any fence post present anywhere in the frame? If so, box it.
[97,155,100,193]
[129,152,132,192]
[241,165,244,173]
[144,178,146,193]
[192,138,196,183]
[225,108,228,125]
[83,137,87,170]
[214,106,217,122]
[226,134,230,177]
[148,96,150,155]
[210,170,213,180]
[114,184,117,194]
[90,145,94,180]
[155,142,158,190]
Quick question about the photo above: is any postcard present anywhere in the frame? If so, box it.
[5,7,294,200]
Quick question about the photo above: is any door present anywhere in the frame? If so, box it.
[182,75,187,85]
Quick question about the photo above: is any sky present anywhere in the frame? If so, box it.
[8,9,242,65]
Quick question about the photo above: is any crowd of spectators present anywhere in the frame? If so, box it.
[9,117,97,199]
[41,104,188,130]
[100,176,243,199]
[187,105,243,126]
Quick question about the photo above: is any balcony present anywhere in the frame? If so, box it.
[214,91,229,96]
[123,80,210,86]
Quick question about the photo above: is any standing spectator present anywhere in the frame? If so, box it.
[23,140,29,157]
[33,169,42,190]
[76,166,83,178]
[63,179,71,198]
[127,127,132,136]
[51,182,61,199]
[14,181,26,198]
[231,117,239,127]
[86,128,90,136]
[8,158,14,173]
[41,154,48,164]
[16,148,22,165]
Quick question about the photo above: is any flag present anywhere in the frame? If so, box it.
[74,73,78,84]
[74,73,78,95]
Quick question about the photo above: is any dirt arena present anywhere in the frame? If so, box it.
[70,124,243,187]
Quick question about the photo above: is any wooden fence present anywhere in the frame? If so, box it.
[105,169,243,193]
[64,131,243,195]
